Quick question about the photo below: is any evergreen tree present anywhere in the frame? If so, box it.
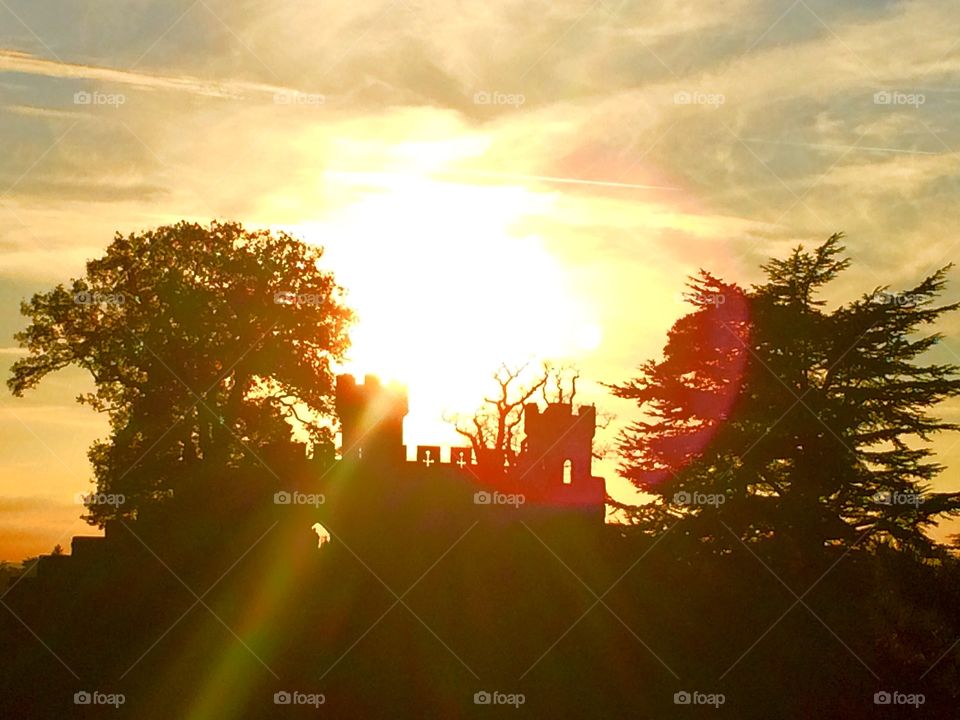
[612,234,960,562]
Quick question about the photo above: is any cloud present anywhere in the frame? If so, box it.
[5,104,87,120]
[0,404,104,430]
[0,496,70,514]
[0,49,292,99]
[9,176,167,203]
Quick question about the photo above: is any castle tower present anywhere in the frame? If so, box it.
[522,403,597,487]
[520,402,605,521]
[335,374,408,463]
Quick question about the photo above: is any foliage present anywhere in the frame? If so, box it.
[612,234,960,562]
[8,221,352,524]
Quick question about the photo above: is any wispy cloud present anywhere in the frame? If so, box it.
[0,49,291,99]
[5,104,87,120]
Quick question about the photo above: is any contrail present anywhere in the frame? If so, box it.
[743,138,939,156]
[439,169,678,191]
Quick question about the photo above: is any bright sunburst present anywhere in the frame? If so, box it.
[295,170,601,447]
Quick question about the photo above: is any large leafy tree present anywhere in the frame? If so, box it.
[612,235,960,562]
[8,221,352,524]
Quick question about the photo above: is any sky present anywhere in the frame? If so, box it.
[1,0,959,560]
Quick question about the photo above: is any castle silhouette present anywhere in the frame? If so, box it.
[9,373,607,597]
[332,373,606,522]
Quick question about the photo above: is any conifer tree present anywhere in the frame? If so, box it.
[612,235,960,561]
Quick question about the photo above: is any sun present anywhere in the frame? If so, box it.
[294,172,600,449]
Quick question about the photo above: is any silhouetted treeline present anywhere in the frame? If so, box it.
[4,227,960,718]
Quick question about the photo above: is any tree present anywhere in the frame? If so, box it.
[612,234,960,563]
[449,361,587,471]
[8,221,352,524]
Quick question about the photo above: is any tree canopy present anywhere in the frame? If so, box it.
[612,234,960,563]
[8,221,352,524]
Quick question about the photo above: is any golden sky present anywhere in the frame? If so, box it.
[1,0,960,559]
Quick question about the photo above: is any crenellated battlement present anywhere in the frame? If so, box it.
[334,373,606,523]
[336,373,408,462]
[413,445,474,469]
[521,401,597,489]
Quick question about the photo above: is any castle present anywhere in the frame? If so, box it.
[328,373,606,526]
[7,373,607,595]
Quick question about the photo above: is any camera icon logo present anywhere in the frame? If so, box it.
[73,91,92,105]
[274,491,292,505]
[874,90,892,105]
[74,691,92,705]
[473,491,492,505]
[674,690,692,704]
[274,691,292,705]
[673,491,692,505]
[473,691,492,705]
[874,691,892,705]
